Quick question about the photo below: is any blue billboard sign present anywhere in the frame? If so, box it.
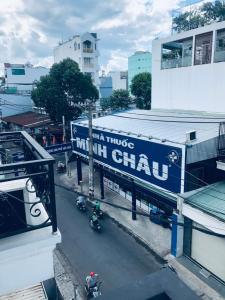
[71,124,185,193]
[45,142,72,154]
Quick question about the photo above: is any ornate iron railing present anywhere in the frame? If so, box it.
[0,131,57,239]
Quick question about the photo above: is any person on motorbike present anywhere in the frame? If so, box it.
[93,200,101,212]
[86,272,99,289]
[57,161,65,169]
[91,213,98,226]
[76,195,86,206]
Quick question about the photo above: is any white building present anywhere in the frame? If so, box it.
[54,32,100,87]
[4,63,49,95]
[108,71,128,91]
[152,20,225,113]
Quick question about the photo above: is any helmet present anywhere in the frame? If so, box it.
[90,272,95,277]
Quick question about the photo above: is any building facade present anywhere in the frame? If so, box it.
[54,32,100,87]
[99,76,113,99]
[108,71,128,91]
[128,51,152,90]
[152,20,225,112]
[4,63,49,95]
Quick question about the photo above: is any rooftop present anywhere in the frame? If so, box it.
[3,111,51,128]
[76,109,225,145]
[182,180,225,222]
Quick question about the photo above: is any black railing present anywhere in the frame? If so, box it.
[218,122,225,160]
[0,131,57,239]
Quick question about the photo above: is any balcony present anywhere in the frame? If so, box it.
[83,48,93,53]
[0,131,57,239]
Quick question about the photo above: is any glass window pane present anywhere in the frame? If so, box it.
[11,68,25,75]
[161,37,193,69]
[214,28,225,63]
[194,32,213,65]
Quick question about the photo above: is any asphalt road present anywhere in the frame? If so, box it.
[55,185,162,294]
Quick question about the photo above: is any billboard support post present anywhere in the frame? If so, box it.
[88,100,94,202]
[77,156,82,185]
[132,179,137,220]
[100,166,105,199]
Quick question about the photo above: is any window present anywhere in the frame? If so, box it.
[83,57,94,67]
[74,42,77,51]
[161,37,193,69]
[11,68,25,75]
[78,43,80,50]
[83,40,93,53]
[194,32,213,65]
[214,28,225,63]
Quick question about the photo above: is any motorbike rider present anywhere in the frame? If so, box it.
[86,272,99,289]
[76,195,86,207]
[91,212,98,226]
[93,200,101,212]
[57,161,65,169]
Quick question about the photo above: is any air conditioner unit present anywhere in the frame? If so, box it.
[186,130,197,143]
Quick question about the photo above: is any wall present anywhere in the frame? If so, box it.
[6,67,49,88]
[0,179,61,295]
[128,52,152,90]
[152,21,225,113]
[109,71,128,91]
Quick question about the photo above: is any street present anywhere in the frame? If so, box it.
[55,184,162,295]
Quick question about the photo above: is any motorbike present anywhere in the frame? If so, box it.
[85,282,102,299]
[92,207,104,219]
[56,164,66,174]
[76,196,87,212]
[89,216,102,232]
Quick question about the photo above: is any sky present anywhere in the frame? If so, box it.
[0,0,189,75]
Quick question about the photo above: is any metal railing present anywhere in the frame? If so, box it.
[0,131,57,239]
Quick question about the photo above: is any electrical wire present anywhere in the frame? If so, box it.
[110,114,224,124]
[125,111,225,120]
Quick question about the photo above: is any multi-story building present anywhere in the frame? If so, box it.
[108,71,128,91]
[4,63,49,95]
[152,20,225,112]
[54,32,100,87]
[128,51,152,90]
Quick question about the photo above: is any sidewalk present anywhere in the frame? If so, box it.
[55,161,225,300]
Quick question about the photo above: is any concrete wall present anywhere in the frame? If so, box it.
[0,179,61,296]
[109,71,128,91]
[152,21,225,113]
[128,51,152,90]
[6,67,49,88]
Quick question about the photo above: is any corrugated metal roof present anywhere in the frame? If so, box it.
[182,180,225,222]
[77,109,224,145]
[0,283,47,300]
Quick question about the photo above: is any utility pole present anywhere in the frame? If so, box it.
[88,100,94,202]
[62,115,69,175]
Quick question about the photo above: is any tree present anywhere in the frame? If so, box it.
[109,89,131,110]
[130,72,151,110]
[100,97,111,111]
[31,58,99,123]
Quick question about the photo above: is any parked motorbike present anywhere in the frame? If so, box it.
[89,216,102,232]
[76,196,87,212]
[85,282,102,299]
[56,163,66,174]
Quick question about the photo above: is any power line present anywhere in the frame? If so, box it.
[125,111,225,120]
[55,183,225,237]
[110,114,224,124]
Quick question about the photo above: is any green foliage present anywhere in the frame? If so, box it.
[31,58,99,123]
[100,97,111,111]
[109,89,131,110]
[173,1,225,33]
[130,72,151,110]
